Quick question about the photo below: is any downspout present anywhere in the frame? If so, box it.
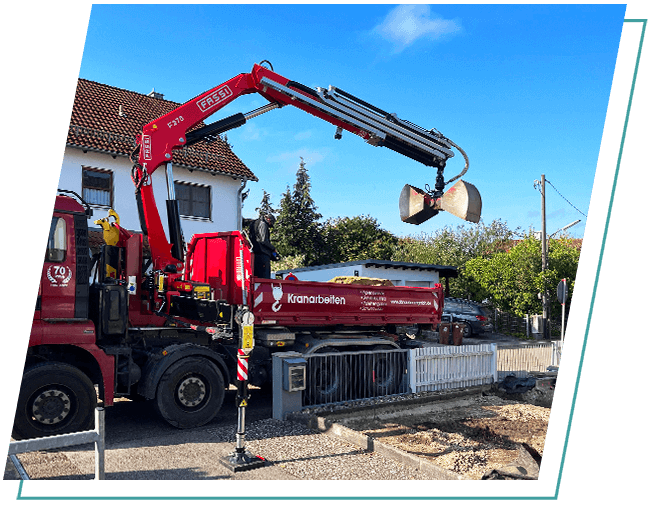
[236,177,248,231]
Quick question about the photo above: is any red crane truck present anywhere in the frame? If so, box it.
[12,62,481,440]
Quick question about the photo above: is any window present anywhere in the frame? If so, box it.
[82,167,113,207]
[47,217,67,262]
[175,181,211,219]
[445,301,461,312]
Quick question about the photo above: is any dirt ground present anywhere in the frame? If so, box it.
[327,393,550,480]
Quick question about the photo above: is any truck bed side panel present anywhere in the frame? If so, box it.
[252,278,443,327]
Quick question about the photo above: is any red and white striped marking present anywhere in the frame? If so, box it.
[237,349,249,381]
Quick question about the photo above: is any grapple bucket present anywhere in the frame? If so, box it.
[439,180,482,223]
[399,185,438,225]
[399,179,482,225]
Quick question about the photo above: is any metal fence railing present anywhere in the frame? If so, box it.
[302,348,409,408]
[496,341,562,379]
[493,310,565,338]
[8,407,106,480]
[300,341,562,410]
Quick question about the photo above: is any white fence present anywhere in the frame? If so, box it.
[408,342,561,394]
[409,344,498,393]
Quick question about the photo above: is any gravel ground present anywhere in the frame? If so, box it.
[6,418,436,480]
[210,418,436,480]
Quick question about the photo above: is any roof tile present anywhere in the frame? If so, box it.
[67,79,257,181]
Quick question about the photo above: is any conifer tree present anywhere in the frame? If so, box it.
[272,158,325,266]
[255,190,277,218]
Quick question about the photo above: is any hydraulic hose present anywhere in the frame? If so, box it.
[444,138,470,187]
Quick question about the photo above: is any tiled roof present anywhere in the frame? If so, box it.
[67,79,257,181]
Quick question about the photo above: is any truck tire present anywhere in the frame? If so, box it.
[367,345,406,397]
[12,362,97,440]
[154,357,225,429]
[306,347,348,405]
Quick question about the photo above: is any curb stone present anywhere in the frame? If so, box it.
[288,413,465,480]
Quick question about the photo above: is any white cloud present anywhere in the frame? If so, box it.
[294,130,313,141]
[239,123,264,141]
[372,5,462,53]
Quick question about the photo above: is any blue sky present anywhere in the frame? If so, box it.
[75,4,624,240]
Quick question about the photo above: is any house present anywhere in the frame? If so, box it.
[275,259,458,294]
[59,79,257,253]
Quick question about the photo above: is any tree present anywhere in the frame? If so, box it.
[271,158,324,266]
[255,190,277,218]
[391,219,514,299]
[464,234,581,318]
[321,215,398,264]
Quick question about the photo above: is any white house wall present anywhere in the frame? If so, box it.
[363,266,440,287]
[59,147,243,240]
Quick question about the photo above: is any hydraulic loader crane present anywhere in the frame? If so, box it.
[12,62,480,443]
[129,61,482,275]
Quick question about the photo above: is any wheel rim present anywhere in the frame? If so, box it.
[374,358,394,387]
[308,348,344,403]
[31,388,72,425]
[176,376,208,409]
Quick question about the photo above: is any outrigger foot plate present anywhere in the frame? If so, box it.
[220,451,266,472]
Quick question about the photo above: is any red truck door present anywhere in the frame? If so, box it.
[39,213,79,319]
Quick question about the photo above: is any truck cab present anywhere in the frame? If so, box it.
[15,195,115,440]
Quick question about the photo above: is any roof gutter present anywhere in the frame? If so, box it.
[236,177,248,231]
[66,143,258,181]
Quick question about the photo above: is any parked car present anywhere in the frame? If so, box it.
[442,298,493,337]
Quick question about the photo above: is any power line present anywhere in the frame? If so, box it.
[545,179,588,218]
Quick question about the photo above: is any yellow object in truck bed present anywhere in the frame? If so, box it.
[328,276,394,287]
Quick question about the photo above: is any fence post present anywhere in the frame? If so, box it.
[525,314,529,338]
[94,407,105,480]
[408,348,417,394]
[490,344,498,384]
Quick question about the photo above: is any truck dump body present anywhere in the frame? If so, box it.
[252,278,444,328]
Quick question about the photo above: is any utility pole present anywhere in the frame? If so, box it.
[540,174,548,340]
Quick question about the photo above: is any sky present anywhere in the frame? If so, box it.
[74,3,626,240]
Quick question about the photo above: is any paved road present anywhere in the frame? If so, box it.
[6,387,283,480]
[5,386,435,482]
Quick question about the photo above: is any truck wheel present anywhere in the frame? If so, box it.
[306,347,348,405]
[12,362,97,440]
[368,345,406,397]
[154,357,225,429]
